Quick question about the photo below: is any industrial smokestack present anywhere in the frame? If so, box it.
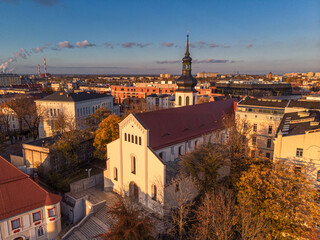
[38,64,41,77]
[44,58,47,77]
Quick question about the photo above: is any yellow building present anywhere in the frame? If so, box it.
[0,156,61,240]
[274,110,320,185]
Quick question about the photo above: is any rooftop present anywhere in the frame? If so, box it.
[37,91,112,102]
[276,110,320,137]
[0,156,61,220]
[135,98,237,150]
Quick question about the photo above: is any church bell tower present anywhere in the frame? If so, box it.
[175,35,198,107]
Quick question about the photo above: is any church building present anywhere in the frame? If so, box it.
[103,36,237,213]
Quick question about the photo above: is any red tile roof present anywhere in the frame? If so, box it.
[0,156,61,220]
[135,98,237,150]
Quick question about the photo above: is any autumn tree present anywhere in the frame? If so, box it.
[237,160,320,239]
[0,102,12,136]
[93,114,121,160]
[98,198,155,240]
[181,143,225,195]
[86,107,111,128]
[49,130,94,167]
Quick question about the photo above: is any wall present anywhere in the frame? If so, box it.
[69,173,104,193]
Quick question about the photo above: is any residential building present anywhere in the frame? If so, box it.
[236,97,320,159]
[274,110,320,186]
[35,92,119,138]
[0,74,21,87]
[110,85,176,104]
[0,156,62,240]
[22,134,94,173]
[146,94,175,111]
[197,72,219,78]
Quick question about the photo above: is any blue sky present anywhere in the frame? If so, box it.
[0,0,319,74]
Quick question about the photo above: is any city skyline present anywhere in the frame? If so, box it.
[0,0,319,74]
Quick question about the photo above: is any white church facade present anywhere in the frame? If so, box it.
[103,36,237,213]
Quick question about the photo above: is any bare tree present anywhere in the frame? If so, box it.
[6,95,46,139]
[163,175,197,240]
[193,186,236,240]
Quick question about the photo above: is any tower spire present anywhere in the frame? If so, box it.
[185,34,190,56]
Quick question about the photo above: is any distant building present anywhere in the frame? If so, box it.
[0,74,21,87]
[36,92,119,138]
[110,85,176,104]
[0,156,61,240]
[197,72,219,78]
[146,94,175,111]
[274,110,320,186]
[215,79,292,97]
[160,73,171,78]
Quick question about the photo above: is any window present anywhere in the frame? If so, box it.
[195,140,199,148]
[252,137,256,146]
[131,135,134,143]
[128,134,131,142]
[244,122,247,130]
[33,211,41,222]
[11,219,20,230]
[253,124,257,132]
[50,108,53,116]
[114,167,118,181]
[178,146,183,155]
[48,208,56,217]
[317,170,320,182]
[38,226,44,237]
[152,185,157,201]
[267,139,272,148]
[131,156,136,174]
[295,166,302,174]
[296,148,303,157]
[186,96,190,106]
[124,133,127,141]
[266,152,270,159]
[175,183,179,192]
[268,126,272,134]
[178,96,182,106]
[139,137,141,145]
[135,136,138,144]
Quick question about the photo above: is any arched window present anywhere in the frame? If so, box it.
[178,96,182,106]
[124,133,127,141]
[186,96,190,106]
[128,134,131,142]
[131,156,136,174]
[317,170,320,182]
[178,146,183,155]
[135,136,138,144]
[114,167,118,181]
[139,137,142,145]
[131,135,134,143]
[152,185,157,201]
